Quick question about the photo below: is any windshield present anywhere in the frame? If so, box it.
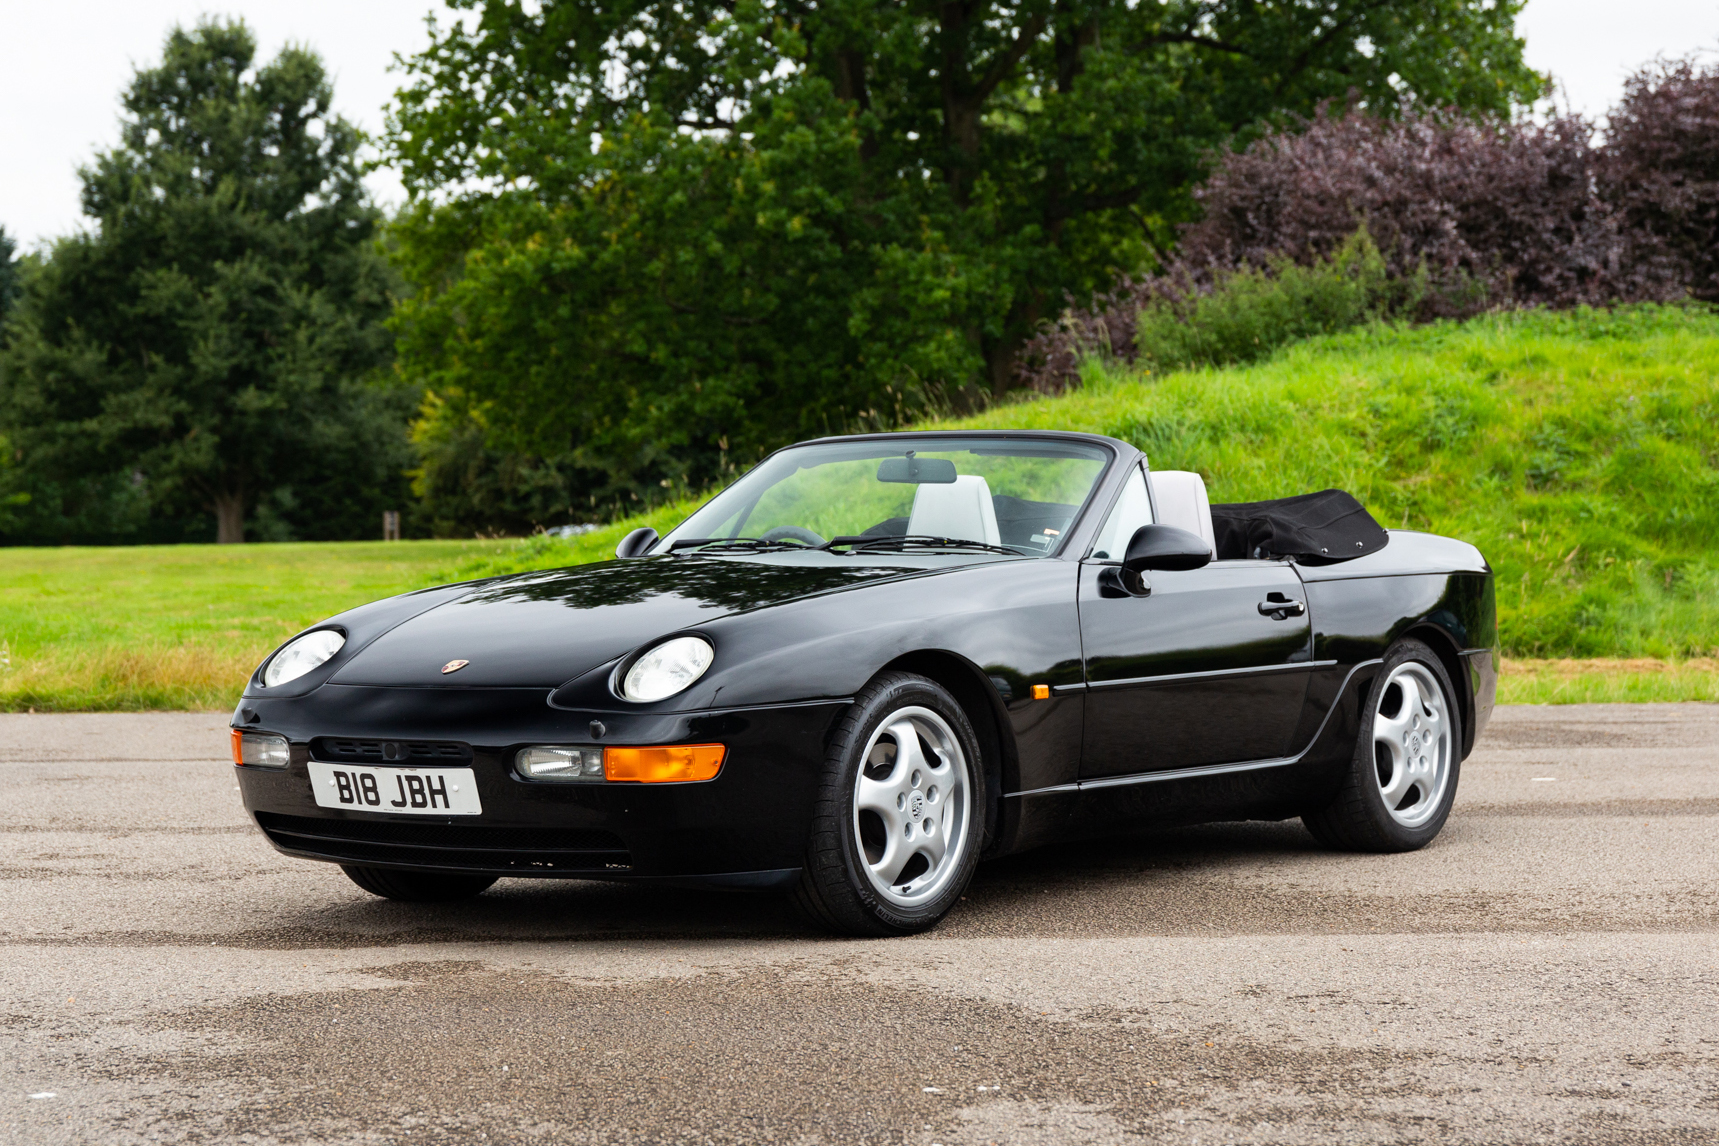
[658,437,1111,556]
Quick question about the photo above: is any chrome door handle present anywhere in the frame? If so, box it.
[1259,595,1305,618]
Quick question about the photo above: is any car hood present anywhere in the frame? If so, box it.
[329,554,931,689]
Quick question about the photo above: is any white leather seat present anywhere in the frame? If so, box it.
[907,475,1001,545]
[1148,470,1216,558]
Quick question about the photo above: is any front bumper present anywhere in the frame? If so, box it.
[234,685,847,885]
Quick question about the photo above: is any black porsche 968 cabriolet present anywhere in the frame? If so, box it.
[232,431,1496,935]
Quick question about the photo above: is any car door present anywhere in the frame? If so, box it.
[1077,465,1315,779]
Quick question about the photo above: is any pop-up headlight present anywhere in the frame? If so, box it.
[619,635,714,702]
[262,629,346,687]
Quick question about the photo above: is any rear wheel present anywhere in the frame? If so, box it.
[1303,638,1462,852]
[341,865,498,902]
[793,672,983,936]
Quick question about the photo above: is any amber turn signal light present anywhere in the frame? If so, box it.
[232,730,290,768]
[1031,684,1051,700]
[603,743,726,783]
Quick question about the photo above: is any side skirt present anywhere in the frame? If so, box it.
[1004,658,1383,799]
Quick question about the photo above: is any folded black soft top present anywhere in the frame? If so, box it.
[1210,489,1388,563]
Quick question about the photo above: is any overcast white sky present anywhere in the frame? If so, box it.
[2,0,1716,249]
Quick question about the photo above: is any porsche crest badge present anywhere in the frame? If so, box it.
[441,659,470,674]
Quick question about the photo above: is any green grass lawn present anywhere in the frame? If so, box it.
[3,304,1715,710]
[0,541,488,710]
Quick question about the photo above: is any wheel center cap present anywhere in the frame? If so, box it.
[1410,733,1422,753]
[908,791,926,820]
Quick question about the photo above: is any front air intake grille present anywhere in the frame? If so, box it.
[309,738,472,765]
[255,811,630,873]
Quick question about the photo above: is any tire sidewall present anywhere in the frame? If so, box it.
[1353,639,1463,849]
[829,675,984,933]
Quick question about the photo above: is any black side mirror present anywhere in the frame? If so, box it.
[1123,524,1212,572]
[615,527,659,558]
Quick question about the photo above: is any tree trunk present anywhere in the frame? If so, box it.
[214,491,245,544]
[939,4,980,205]
[987,328,1028,398]
[832,49,879,161]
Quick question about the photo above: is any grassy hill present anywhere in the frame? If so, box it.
[957,305,1719,660]
[2,304,1715,710]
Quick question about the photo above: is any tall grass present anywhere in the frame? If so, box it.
[0,644,262,712]
[1501,658,1719,703]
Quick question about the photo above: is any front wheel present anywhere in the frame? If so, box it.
[341,865,498,902]
[1303,638,1462,852]
[793,672,983,936]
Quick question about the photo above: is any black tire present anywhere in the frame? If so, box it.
[1303,638,1463,853]
[792,671,985,936]
[341,865,499,902]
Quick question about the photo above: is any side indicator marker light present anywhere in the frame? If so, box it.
[230,728,244,765]
[1032,684,1051,700]
[604,744,726,783]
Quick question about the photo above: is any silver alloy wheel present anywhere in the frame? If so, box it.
[852,705,973,907]
[1372,661,1454,828]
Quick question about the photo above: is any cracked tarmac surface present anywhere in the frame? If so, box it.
[2,704,1717,1144]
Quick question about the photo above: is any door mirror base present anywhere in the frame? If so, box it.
[1097,565,1151,598]
[1122,524,1213,572]
[615,527,660,558]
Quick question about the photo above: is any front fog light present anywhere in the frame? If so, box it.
[517,745,606,781]
[231,730,290,769]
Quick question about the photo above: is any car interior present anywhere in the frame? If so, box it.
[1148,470,1218,558]
[907,475,1002,545]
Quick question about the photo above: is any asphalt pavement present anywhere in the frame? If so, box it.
[2,704,1717,1145]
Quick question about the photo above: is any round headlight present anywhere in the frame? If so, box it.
[263,629,346,688]
[621,636,714,702]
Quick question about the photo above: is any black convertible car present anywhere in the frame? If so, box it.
[232,430,1496,935]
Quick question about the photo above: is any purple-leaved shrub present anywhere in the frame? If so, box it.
[1018,59,1719,392]
[1602,58,1719,302]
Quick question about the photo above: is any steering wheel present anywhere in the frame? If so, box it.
[759,525,827,547]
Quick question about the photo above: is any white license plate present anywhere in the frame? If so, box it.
[307,761,482,816]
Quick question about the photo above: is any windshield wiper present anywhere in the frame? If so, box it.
[825,534,1023,556]
[668,537,814,553]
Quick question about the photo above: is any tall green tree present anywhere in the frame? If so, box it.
[0,228,23,534]
[0,227,20,325]
[385,0,1542,508]
[0,21,410,544]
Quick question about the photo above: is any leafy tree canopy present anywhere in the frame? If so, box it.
[0,20,410,544]
[386,0,1542,509]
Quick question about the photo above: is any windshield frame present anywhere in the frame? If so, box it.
[653,431,1122,559]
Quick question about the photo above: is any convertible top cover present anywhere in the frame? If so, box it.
[1211,489,1389,563]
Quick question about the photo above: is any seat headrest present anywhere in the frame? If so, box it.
[1148,470,1216,558]
[907,475,1001,546]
